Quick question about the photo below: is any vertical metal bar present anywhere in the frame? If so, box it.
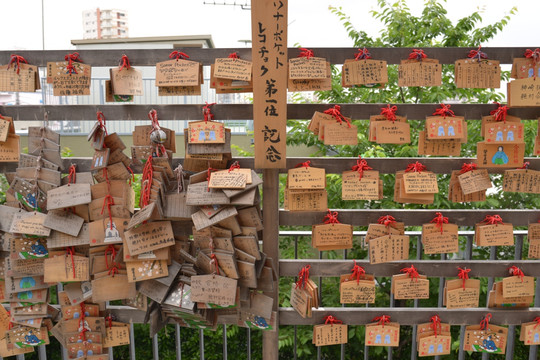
[506,234,524,360]
[247,328,252,360]
[176,324,182,360]
[199,329,205,360]
[364,302,369,360]
[529,268,540,360]
[340,248,347,360]
[434,253,446,360]
[108,348,114,360]
[410,235,422,360]
[294,235,298,360]
[388,292,394,360]
[317,249,323,360]
[152,333,159,360]
[262,168,280,360]
[482,245,497,360]
[129,322,136,360]
[15,355,24,360]
[459,234,473,360]
[38,345,46,360]
[223,325,228,360]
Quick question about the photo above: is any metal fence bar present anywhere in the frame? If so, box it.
[38,345,46,360]
[506,234,524,360]
[529,269,540,360]
[317,250,322,360]
[341,248,347,360]
[129,322,136,360]
[434,252,447,360]
[482,246,498,360]
[199,329,205,360]
[152,333,159,360]
[223,325,228,360]
[410,235,422,360]
[247,328,252,360]
[176,324,182,360]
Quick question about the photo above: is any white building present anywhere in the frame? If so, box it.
[83,8,129,40]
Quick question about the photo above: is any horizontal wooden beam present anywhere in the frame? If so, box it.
[3,157,540,175]
[279,307,540,326]
[0,47,534,66]
[279,209,540,227]
[2,104,539,121]
[279,259,538,278]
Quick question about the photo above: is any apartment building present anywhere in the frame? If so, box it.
[82,8,129,39]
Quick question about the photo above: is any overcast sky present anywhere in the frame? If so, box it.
[0,0,534,51]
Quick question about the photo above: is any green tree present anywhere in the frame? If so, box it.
[280,1,529,359]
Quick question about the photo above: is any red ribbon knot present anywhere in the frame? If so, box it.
[534,317,540,329]
[67,164,77,186]
[298,48,314,59]
[468,46,488,61]
[323,209,340,225]
[64,52,82,75]
[508,265,525,282]
[520,162,530,170]
[352,156,372,180]
[430,315,441,337]
[432,104,455,118]
[378,215,396,228]
[295,265,311,289]
[483,215,504,226]
[459,163,477,174]
[295,160,311,168]
[458,267,471,290]
[408,49,427,61]
[324,315,343,326]
[169,51,189,60]
[479,313,492,330]
[323,105,351,128]
[354,47,371,60]
[405,161,426,173]
[8,54,28,74]
[525,48,540,63]
[228,52,239,59]
[203,102,216,122]
[228,161,240,173]
[381,105,397,122]
[349,260,365,284]
[373,315,390,327]
[490,102,508,122]
[119,54,131,70]
[400,265,419,282]
[430,212,448,234]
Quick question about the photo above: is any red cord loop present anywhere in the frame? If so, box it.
[408,49,427,61]
[432,104,455,118]
[380,105,398,122]
[169,51,189,60]
[400,264,419,282]
[468,46,488,61]
[525,48,540,64]
[228,161,240,173]
[119,54,131,70]
[482,215,504,226]
[430,315,441,337]
[458,267,471,290]
[354,47,372,60]
[295,160,311,168]
[298,48,314,59]
[520,162,531,170]
[228,52,239,59]
[67,164,77,185]
[324,315,343,326]
[352,156,372,180]
[430,212,448,234]
[459,163,477,174]
[323,209,340,225]
[373,315,390,327]
[479,313,492,330]
[8,54,28,74]
[349,260,366,285]
[64,52,82,75]
[508,265,525,282]
[210,254,220,275]
[295,265,311,289]
[203,102,216,123]
[65,247,77,278]
[490,102,508,122]
[405,161,426,173]
[378,215,396,228]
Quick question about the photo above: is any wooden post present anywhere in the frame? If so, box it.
[262,168,280,360]
[251,0,288,169]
